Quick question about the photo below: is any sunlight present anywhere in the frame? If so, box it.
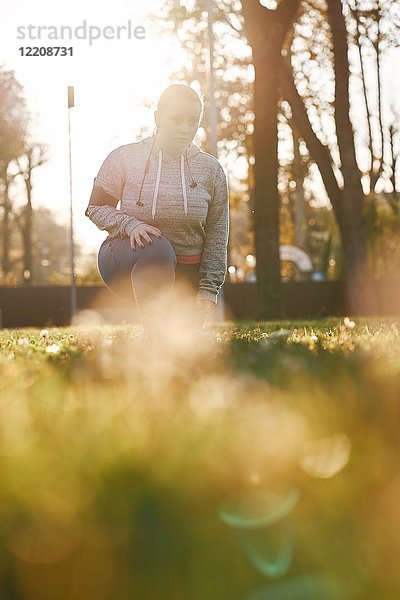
[0,0,191,252]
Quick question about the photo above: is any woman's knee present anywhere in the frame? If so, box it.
[135,234,177,267]
[98,238,133,273]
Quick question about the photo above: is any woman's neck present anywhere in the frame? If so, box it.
[155,133,183,156]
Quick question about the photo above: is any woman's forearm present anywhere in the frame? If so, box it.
[84,184,144,238]
[85,204,144,238]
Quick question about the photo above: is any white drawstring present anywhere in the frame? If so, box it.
[151,150,163,219]
[180,155,188,216]
[150,149,189,219]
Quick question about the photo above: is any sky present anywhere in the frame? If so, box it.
[0,0,190,253]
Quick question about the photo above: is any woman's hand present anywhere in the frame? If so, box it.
[129,223,163,249]
[196,298,216,315]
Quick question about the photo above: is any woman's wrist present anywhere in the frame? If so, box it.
[197,289,217,305]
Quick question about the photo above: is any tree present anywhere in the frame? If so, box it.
[156,0,301,316]
[11,143,48,286]
[0,66,29,282]
[326,0,376,313]
[347,0,400,195]
[154,0,398,315]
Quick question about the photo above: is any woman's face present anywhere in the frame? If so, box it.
[155,97,201,155]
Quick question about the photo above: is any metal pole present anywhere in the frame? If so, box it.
[67,86,77,321]
[206,0,225,323]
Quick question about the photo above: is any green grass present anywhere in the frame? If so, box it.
[0,317,399,599]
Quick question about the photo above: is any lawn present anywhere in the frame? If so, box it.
[0,317,399,599]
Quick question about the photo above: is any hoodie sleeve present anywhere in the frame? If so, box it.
[84,147,144,238]
[197,163,230,305]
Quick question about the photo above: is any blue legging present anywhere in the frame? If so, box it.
[97,234,203,330]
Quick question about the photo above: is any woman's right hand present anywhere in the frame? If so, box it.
[129,223,163,250]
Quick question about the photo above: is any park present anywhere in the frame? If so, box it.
[1,0,400,598]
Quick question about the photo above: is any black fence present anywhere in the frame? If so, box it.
[0,280,399,328]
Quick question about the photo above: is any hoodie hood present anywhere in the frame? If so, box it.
[141,135,202,219]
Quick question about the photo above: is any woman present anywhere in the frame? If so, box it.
[84,83,230,338]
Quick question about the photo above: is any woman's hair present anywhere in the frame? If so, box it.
[157,83,204,123]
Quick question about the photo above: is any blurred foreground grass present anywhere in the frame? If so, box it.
[0,317,399,599]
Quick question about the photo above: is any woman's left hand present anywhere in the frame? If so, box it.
[196,298,216,314]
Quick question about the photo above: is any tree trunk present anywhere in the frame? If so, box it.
[327,0,378,315]
[0,170,11,284]
[292,133,308,251]
[241,0,300,319]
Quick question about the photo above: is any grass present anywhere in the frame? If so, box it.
[0,316,399,599]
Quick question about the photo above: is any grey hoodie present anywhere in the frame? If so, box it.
[85,135,230,305]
